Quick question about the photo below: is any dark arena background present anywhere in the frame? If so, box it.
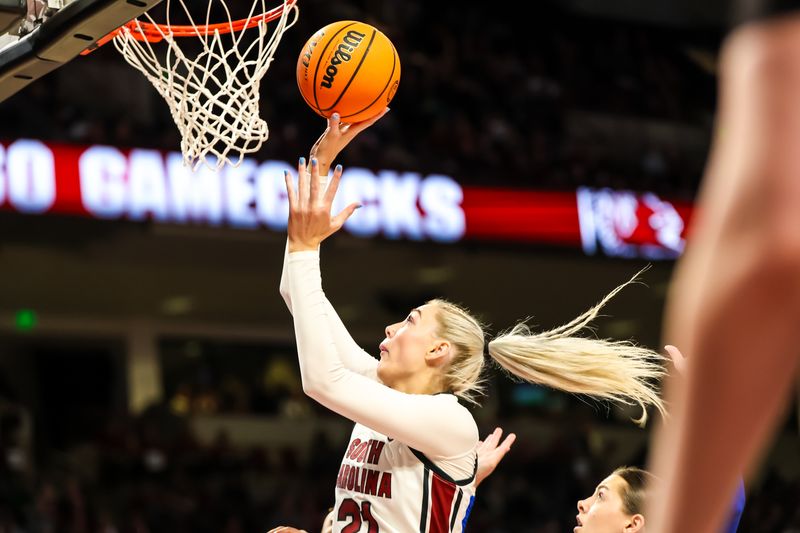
[0,0,798,532]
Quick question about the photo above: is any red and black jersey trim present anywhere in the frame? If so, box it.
[412,448,477,532]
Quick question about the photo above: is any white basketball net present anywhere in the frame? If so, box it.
[112,0,299,170]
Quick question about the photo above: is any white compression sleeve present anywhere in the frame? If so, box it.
[280,241,378,380]
[288,250,478,459]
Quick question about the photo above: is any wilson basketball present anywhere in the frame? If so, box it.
[297,21,400,123]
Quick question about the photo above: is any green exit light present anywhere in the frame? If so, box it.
[15,309,38,331]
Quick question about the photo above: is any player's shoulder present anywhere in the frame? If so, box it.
[432,391,470,410]
[433,393,479,439]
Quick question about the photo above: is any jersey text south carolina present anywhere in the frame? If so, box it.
[335,438,392,498]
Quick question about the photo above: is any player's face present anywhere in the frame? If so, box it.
[378,303,441,388]
[575,475,641,533]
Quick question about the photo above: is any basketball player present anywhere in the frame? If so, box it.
[268,428,516,533]
[575,345,745,533]
[644,1,800,531]
[576,466,652,533]
[576,464,745,533]
[266,344,740,533]
[277,113,669,532]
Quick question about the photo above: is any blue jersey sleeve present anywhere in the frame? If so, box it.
[721,478,746,533]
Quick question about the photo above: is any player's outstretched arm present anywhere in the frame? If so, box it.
[279,111,389,379]
[284,159,477,459]
[646,18,800,533]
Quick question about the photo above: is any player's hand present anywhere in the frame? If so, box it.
[309,107,390,175]
[267,527,308,533]
[285,158,359,252]
[664,344,687,376]
[475,427,516,488]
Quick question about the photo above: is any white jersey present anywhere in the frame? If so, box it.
[280,246,480,532]
[333,423,477,533]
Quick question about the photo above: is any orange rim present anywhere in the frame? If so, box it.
[81,0,296,55]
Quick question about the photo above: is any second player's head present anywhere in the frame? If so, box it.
[575,466,651,533]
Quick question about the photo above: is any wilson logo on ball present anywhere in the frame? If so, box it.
[320,30,366,89]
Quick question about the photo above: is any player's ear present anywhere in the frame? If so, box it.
[425,340,451,367]
[624,513,645,533]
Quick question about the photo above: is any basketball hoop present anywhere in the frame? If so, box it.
[93,0,299,170]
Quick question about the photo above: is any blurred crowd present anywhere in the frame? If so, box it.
[0,340,798,532]
[0,2,721,199]
[0,401,798,533]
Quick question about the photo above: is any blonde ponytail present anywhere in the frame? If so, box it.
[429,299,488,406]
[431,269,667,426]
[487,271,667,426]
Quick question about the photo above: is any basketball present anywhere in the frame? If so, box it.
[296,21,400,123]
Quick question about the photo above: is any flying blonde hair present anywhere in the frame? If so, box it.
[431,270,667,426]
